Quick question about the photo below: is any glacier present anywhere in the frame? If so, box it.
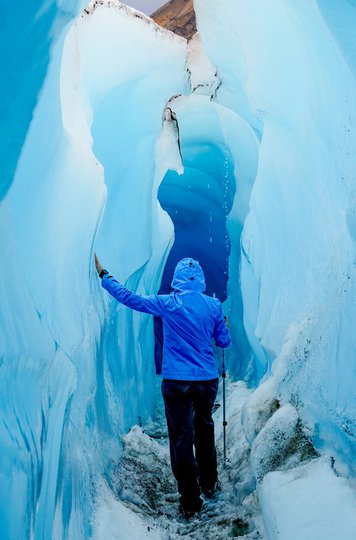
[1,0,356,539]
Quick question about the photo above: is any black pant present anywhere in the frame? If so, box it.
[161,378,219,510]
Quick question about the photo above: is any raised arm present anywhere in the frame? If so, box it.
[95,254,163,316]
[213,302,231,348]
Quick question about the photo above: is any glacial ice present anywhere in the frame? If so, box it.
[0,0,86,200]
[195,0,356,471]
[1,3,187,538]
[1,0,356,539]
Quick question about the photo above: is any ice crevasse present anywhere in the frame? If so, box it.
[0,0,356,539]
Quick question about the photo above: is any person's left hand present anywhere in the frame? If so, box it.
[94,253,103,275]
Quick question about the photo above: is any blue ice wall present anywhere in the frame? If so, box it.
[0,0,83,200]
[195,0,356,475]
[316,0,356,72]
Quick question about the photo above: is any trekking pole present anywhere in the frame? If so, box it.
[222,348,227,468]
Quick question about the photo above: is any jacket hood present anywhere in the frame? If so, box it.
[171,258,206,292]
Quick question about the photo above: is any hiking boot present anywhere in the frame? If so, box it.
[178,497,203,519]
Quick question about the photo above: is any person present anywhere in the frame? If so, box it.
[94,255,231,518]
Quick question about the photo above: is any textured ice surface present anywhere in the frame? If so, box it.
[195,0,356,475]
[251,404,299,482]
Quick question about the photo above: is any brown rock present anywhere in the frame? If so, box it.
[151,0,196,40]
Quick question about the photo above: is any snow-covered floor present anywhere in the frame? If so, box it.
[91,375,356,540]
[92,381,265,539]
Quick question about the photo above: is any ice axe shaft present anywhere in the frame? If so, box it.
[222,348,227,467]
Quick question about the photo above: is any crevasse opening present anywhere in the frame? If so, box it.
[157,108,235,301]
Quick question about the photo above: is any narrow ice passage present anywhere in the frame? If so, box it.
[154,100,238,372]
[1,1,356,539]
[91,381,262,540]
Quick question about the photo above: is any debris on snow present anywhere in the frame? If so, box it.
[93,381,265,539]
[251,403,317,482]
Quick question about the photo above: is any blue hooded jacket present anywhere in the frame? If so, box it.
[101,257,231,381]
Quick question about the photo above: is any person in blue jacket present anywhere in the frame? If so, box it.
[95,255,231,518]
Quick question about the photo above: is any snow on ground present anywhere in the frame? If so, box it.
[92,377,356,540]
[92,483,161,540]
[260,458,356,540]
[92,380,265,539]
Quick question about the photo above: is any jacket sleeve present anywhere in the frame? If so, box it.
[101,274,164,316]
[213,302,231,348]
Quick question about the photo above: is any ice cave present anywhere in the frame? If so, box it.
[1,0,356,539]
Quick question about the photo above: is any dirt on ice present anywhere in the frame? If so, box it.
[94,381,265,540]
